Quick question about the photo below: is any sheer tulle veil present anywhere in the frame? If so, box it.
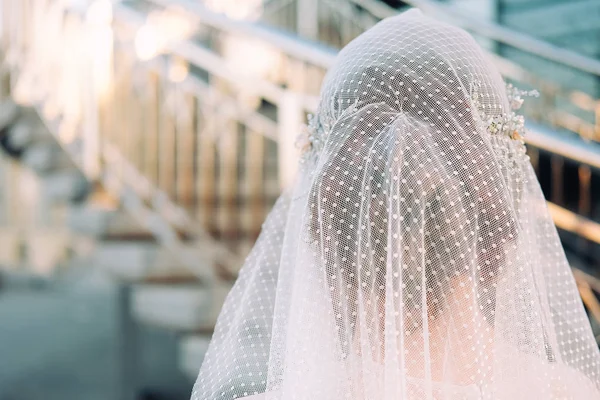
[191,9,600,400]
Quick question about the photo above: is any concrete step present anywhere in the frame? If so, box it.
[67,205,154,239]
[67,205,113,237]
[131,282,231,331]
[178,334,212,380]
[93,242,198,282]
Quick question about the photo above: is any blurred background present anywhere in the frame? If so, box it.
[0,0,599,399]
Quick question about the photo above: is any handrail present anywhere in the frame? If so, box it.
[143,0,600,77]
[118,1,600,169]
[548,203,600,246]
[526,123,600,170]
[351,0,600,77]
[138,0,338,68]
[113,2,317,110]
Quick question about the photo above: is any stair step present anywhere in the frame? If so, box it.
[178,334,212,380]
[93,242,197,281]
[131,284,210,330]
[67,205,113,236]
[131,282,231,330]
[67,205,153,238]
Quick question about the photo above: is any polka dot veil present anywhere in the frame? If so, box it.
[192,9,600,400]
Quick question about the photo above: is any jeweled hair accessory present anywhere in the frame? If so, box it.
[296,99,361,162]
[295,113,321,159]
[485,83,539,142]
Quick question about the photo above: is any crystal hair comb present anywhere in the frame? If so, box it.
[478,83,539,142]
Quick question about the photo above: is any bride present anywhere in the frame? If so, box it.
[191,8,600,399]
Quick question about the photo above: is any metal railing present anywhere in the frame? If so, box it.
[254,0,600,142]
[0,0,319,278]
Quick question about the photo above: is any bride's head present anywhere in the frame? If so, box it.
[304,10,523,362]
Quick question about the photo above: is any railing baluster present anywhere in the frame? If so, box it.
[122,61,134,175]
[129,69,142,173]
[144,71,160,186]
[217,114,238,240]
[578,164,593,258]
[158,75,176,197]
[551,155,564,206]
[527,147,540,175]
[245,128,265,238]
[595,103,600,141]
[176,90,195,210]
[579,165,592,218]
[196,97,217,234]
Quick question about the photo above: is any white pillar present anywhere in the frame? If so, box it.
[278,91,303,190]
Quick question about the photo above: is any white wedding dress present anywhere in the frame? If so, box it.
[242,358,598,400]
[228,346,599,400]
[191,8,600,400]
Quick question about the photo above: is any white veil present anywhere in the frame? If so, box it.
[191,9,600,400]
